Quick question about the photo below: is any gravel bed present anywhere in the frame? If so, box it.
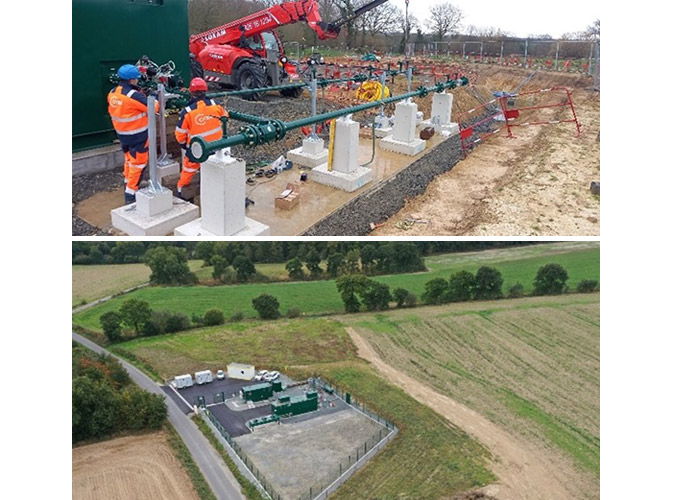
[303,134,464,236]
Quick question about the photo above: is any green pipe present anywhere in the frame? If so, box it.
[227,110,269,124]
[188,77,468,162]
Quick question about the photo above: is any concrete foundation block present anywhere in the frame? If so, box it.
[111,198,199,236]
[72,145,124,176]
[379,136,426,156]
[332,115,360,174]
[287,138,329,168]
[174,216,270,236]
[311,163,372,192]
[200,151,247,236]
[420,120,460,137]
[373,127,393,138]
[135,187,173,217]
[392,100,419,143]
[156,160,180,181]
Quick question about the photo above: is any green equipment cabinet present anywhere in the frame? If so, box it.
[272,394,319,417]
[72,0,189,152]
[242,383,274,402]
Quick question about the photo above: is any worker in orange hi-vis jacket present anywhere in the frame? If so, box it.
[107,64,159,204]
[175,78,228,197]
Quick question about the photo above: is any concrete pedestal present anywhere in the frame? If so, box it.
[312,115,372,192]
[380,100,426,156]
[373,114,393,138]
[111,187,199,236]
[420,92,459,137]
[287,137,329,168]
[174,150,269,236]
[156,160,180,181]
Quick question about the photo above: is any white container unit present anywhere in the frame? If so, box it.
[174,374,194,389]
[195,370,213,385]
[227,362,255,380]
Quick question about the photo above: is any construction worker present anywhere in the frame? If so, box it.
[107,64,159,204]
[175,78,228,197]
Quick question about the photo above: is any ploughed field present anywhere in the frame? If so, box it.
[342,293,600,497]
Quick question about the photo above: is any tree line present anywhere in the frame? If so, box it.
[73,241,534,266]
[98,262,598,343]
[72,344,167,444]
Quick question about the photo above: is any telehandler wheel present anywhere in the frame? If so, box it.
[236,62,266,101]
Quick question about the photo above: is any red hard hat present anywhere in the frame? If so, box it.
[189,77,208,92]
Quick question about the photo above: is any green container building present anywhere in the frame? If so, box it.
[272,394,319,417]
[72,0,190,152]
[242,383,274,402]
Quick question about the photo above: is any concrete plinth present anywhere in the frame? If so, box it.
[156,160,180,181]
[380,100,426,156]
[312,115,372,192]
[135,187,173,217]
[174,217,270,236]
[287,137,328,168]
[311,164,373,192]
[420,92,459,137]
[373,114,393,138]
[111,196,199,236]
[178,149,269,236]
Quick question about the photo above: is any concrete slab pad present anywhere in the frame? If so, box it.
[311,163,372,192]
[420,121,460,137]
[373,126,393,138]
[174,216,270,236]
[111,198,199,236]
[287,146,329,168]
[379,136,426,156]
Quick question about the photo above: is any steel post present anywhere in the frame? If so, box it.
[157,84,170,165]
[310,77,318,138]
[500,41,504,63]
[524,40,528,67]
[555,42,559,70]
[379,71,386,114]
[406,67,412,94]
[146,96,161,192]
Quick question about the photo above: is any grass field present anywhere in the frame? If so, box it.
[109,319,495,499]
[115,318,358,380]
[340,293,600,492]
[73,242,599,330]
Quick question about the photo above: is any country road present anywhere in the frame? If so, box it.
[72,332,245,500]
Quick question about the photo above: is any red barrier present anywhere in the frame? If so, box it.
[500,87,581,138]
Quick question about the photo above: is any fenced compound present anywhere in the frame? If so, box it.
[202,377,398,500]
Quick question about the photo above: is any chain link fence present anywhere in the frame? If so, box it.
[292,37,600,78]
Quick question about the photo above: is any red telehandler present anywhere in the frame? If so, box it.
[188,0,389,99]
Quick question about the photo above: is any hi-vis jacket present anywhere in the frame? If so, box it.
[107,83,158,142]
[175,98,227,149]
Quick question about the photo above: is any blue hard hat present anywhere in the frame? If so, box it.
[118,64,141,80]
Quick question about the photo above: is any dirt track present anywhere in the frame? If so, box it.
[346,326,587,500]
[72,431,199,500]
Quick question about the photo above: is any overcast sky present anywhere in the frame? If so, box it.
[388,0,600,38]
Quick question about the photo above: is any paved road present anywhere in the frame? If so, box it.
[72,332,245,500]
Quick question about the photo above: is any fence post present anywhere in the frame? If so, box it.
[555,42,559,70]
[524,39,528,68]
[500,41,504,64]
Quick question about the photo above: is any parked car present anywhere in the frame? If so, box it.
[264,371,280,382]
[254,370,268,381]
[216,370,225,380]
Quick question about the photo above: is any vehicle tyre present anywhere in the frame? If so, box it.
[280,87,303,98]
[236,61,266,101]
[190,59,204,79]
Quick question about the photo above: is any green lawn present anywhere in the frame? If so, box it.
[73,242,599,331]
[114,318,357,380]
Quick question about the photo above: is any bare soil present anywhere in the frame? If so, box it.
[372,65,599,236]
[72,431,199,500]
[347,326,593,500]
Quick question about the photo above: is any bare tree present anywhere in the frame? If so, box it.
[466,25,513,38]
[425,2,463,41]
[359,1,403,44]
[585,19,600,40]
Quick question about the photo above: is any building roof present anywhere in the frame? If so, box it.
[228,362,254,369]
